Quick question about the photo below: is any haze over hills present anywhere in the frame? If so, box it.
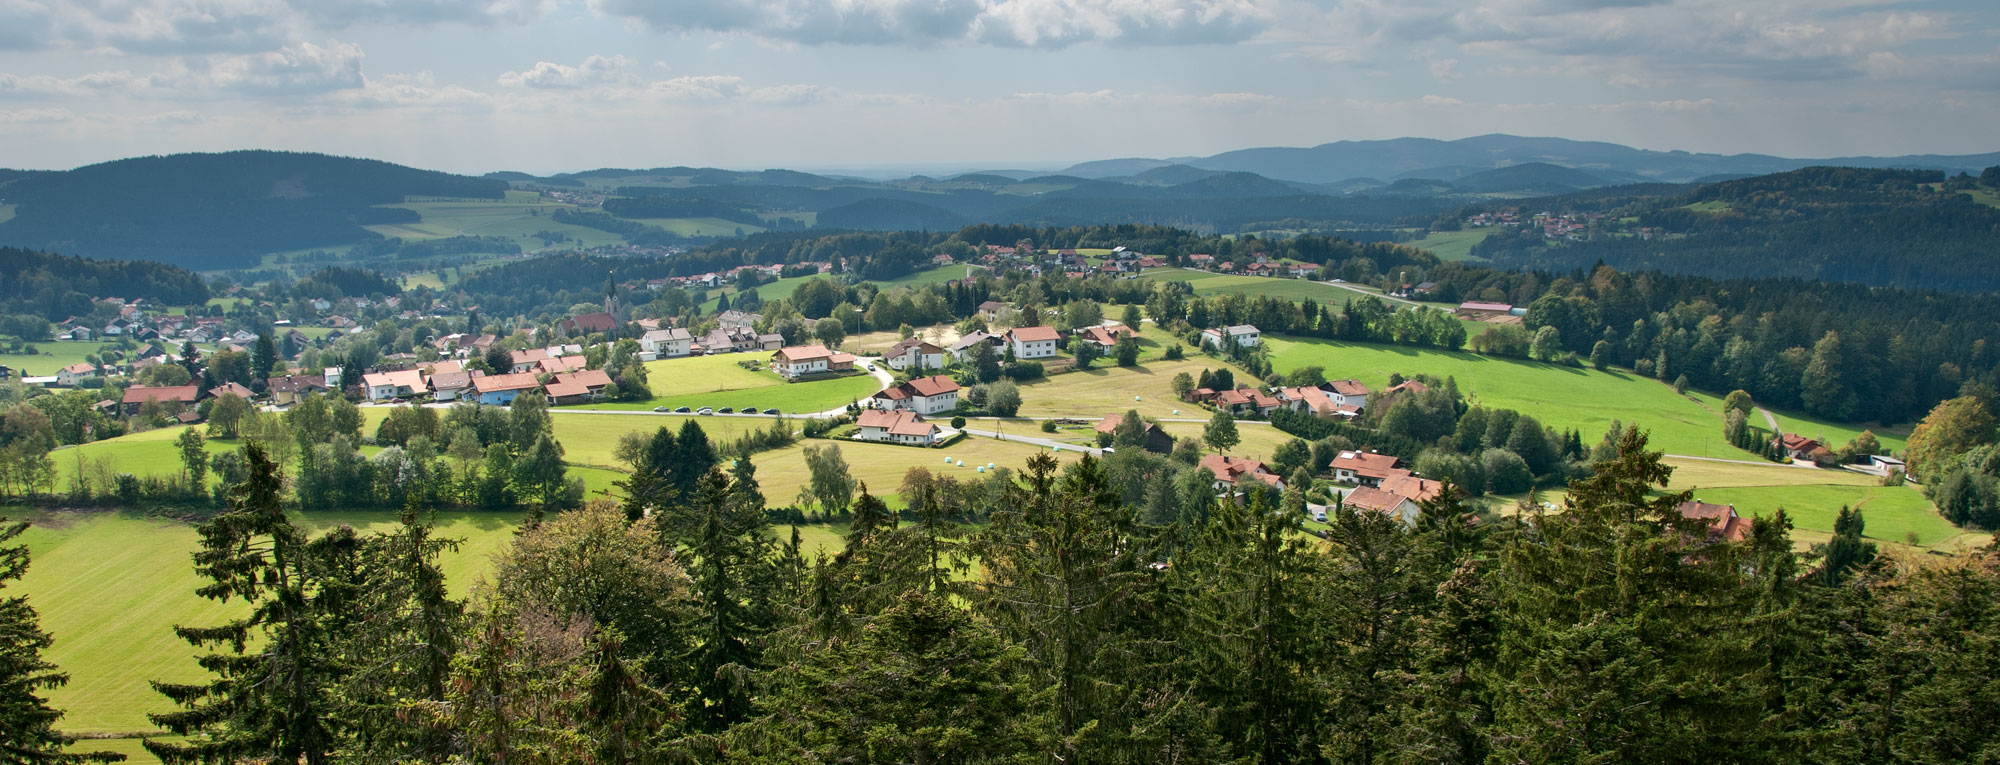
[1058,134,2000,186]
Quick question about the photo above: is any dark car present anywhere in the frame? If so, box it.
[675,406,691,413]
[718,407,734,414]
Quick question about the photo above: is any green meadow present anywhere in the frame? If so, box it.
[575,353,881,414]
[1404,229,1492,261]
[0,341,110,378]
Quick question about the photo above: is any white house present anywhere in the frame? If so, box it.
[947,331,1002,362]
[855,409,943,446]
[872,375,961,415]
[640,328,694,359]
[1324,379,1369,409]
[1004,326,1062,360]
[1342,486,1421,526]
[884,338,945,372]
[363,369,426,401]
[1201,324,1262,349]
[55,362,97,387]
[770,345,855,380]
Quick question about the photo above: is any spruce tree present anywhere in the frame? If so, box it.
[147,444,342,764]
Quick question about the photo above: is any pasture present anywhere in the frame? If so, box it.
[1135,269,1365,304]
[624,217,766,237]
[0,341,108,378]
[13,508,520,736]
[576,353,882,414]
[1014,356,1232,421]
[750,436,1081,508]
[371,197,626,253]
[1404,229,1492,261]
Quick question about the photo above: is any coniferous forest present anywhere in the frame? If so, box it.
[7,423,2000,763]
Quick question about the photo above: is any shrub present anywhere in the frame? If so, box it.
[950,416,966,429]
[1041,420,1057,433]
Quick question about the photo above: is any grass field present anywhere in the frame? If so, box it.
[1015,357,1232,421]
[1134,269,1365,305]
[0,341,110,378]
[1405,229,1492,261]
[751,436,1081,507]
[1265,335,1879,459]
[0,203,15,224]
[12,508,520,736]
[370,198,627,253]
[574,354,882,414]
[699,274,819,312]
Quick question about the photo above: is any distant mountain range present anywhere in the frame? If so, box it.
[1054,134,2000,186]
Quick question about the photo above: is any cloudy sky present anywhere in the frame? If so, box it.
[1,0,1995,175]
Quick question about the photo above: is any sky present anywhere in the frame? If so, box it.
[0,0,1996,175]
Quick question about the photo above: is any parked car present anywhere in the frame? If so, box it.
[718,407,734,414]
[742,406,761,414]
[696,407,714,415]
[652,406,667,412]
[674,406,691,413]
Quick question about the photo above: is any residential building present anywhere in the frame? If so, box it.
[716,310,762,328]
[1676,500,1753,542]
[547,369,612,404]
[1198,454,1284,492]
[855,409,944,446]
[1774,434,1832,462]
[884,338,945,372]
[1201,324,1262,349]
[535,356,590,375]
[1343,486,1421,526]
[1004,326,1061,360]
[121,385,201,416]
[977,301,1006,321]
[1214,387,1282,417]
[771,345,858,380]
[207,382,254,401]
[947,330,1002,362]
[473,373,543,406]
[1076,325,1131,348]
[427,371,474,402]
[267,375,330,405]
[640,328,694,359]
[872,375,961,415]
[1324,379,1370,409]
[1330,450,1406,487]
[1274,385,1362,420]
[55,362,97,387]
[508,348,552,374]
[363,369,426,401]
[1093,414,1173,454]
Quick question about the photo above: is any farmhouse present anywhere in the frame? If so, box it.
[1198,454,1285,492]
[1004,326,1062,360]
[1201,324,1262,349]
[363,369,427,401]
[1076,325,1131,348]
[121,385,201,417]
[770,345,856,380]
[1330,450,1406,487]
[55,362,97,387]
[1343,486,1421,526]
[473,373,543,406]
[1094,414,1173,454]
[546,369,612,404]
[884,338,946,372]
[1214,387,1282,417]
[873,375,961,415]
[855,409,944,446]
[1773,434,1832,462]
[640,328,694,359]
[1676,500,1753,542]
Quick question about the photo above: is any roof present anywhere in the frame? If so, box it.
[829,352,857,365]
[773,345,834,363]
[1225,324,1260,335]
[268,375,328,393]
[642,328,694,342]
[1379,473,1444,504]
[1777,434,1822,451]
[887,337,943,356]
[565,312,617,333]
[904,375,960,397]
[423,359,464,375]
[473,373,543,394]
[1007,326,1061,343]
[1327,379,1370,396]
[427,371,473,391]
[978,300,1005,311]
[1330,450,1404,478]
[1458,301,1513,313]
[1199,454,1282,487]
[363,370,424,391]
[1676,500,1753,542]
[1094,414,1156,435]
[555,369,612,388]
[59,362,95,375]
[509,348,551,365]
[1384,380,1429,396]
[948,331,998,352]
[208,382,254,399]
[857,409,939,438]
[122,385,200,405]
[544,380,590,398]
[536,356,589,375]
[1344,486,1414,515]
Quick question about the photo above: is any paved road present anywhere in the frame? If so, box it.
[958,427,1104,456]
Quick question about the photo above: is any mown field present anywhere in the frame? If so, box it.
[1404,229,1492,261]
[370,195,626,253]
[625,217,766,237]
[1014,356,1230,421]
[0,341,108,378]
[1135,269,1366,304]
[573,353,883,414]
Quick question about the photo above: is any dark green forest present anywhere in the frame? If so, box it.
[0,151,504,269]
[1471,167,2000,292]
[0,247,209,319]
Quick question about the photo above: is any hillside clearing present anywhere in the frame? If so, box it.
[1405,229,1492,261]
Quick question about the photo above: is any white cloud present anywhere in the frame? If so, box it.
[0,106,75,123]
[191,40,365,95]
[1428,57,1458,80]
[587,0,1271,47]
[497,55,635,89]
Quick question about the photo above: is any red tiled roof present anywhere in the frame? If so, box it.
[1327,379,1370,396]
[905,375,959,397]
[1330,450,1404,478]
[122,385,199,405]
[773,345,834,363]
[1677,500,1753,542]
[1007,326,1061,343]
[555,369,612,389]
[1344,486,1412,515]
[1199,454,1281,487]
[473,373,542,394]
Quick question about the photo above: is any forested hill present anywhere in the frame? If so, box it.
[0,247,209,318]
[1468,166,2000,292]
[0,151,504,271]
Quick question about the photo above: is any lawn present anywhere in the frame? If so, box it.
[12,508,520,736]
[877,265,975,288]
[699,274,819,312]
[0,341,110,378]
[1014,357,1233,421]
[750,436,1081,508]
[1268,335,1784,458]
[1135,269,1363,305]
[1405,229,1492,261]
[1765,405,1908,454]
[49,425,241,487]
[545,412,779,469]
[573,354,883,414]
[1687,484,1960,547]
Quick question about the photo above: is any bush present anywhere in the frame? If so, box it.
[987,380,1022,417]
[1001,361,1044,381]
[1164,344,1185,360]
[1041,420,1057,433]
[950,416,966,429]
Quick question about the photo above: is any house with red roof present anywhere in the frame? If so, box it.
[1676,500,1753,542]
[121,385,201,417]
[856,409,945,446]
[872,375,961,415]
[1330,450,1406,487]
[1004,326,1061,359]
[1198,454,1284,492]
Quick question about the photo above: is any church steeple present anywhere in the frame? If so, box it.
[604,270,618,316]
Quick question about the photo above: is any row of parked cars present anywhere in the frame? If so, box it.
[652,405,779,416]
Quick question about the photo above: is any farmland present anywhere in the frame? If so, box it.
[369,194,625,253]
[574,353,883,414]
[0,341,111,378]
[1404,229,1492,261]
[1135,269,1367,304]
[1014,356,1231,421]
